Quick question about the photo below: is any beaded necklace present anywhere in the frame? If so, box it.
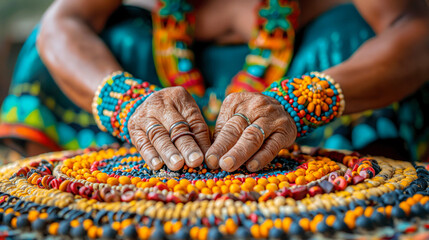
[152,0,299,97]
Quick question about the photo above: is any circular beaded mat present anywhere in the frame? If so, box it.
[1,145,429,240]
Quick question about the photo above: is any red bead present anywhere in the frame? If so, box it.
[332,176,347,191]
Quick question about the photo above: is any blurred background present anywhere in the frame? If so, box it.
[0,0,52,105]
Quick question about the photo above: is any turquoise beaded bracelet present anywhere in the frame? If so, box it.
[92,71,160,142]
[262,72,345,137]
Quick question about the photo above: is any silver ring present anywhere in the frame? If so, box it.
[146,124,162,136]
[247,123,265,140]
[169,121,190,136]
[233,113,251,125]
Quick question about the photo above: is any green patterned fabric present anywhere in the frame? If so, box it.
[1,4,428,161]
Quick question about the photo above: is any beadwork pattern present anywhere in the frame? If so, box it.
[263,72,345,137]
[1,144,429,239]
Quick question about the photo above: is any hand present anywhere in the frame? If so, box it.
[205,92,297,172]
[128,87,211,171]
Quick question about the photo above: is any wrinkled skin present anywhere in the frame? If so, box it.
[128,87,211,171]
[129,87,297,172]
[206,92,297,172]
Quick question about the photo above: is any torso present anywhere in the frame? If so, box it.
[192,0,351,44]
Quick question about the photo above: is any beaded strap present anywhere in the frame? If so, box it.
[92,72,161,142]
[152,0,206,97]
[263,72,345,137]
[227,0,300,94]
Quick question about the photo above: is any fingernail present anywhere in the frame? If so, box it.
[189,152,203,165]
[247,160,259,172]
[151,157,161,167]
[170,154,183,165]
[220,157,234,170]
[207,155,218,168]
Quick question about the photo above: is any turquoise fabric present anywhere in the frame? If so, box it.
[1,4,428,161]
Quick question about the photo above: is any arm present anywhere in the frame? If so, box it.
[326,0,429,113]
[38,0,212,170]
[37,0,122,112]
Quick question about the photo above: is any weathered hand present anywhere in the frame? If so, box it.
[205,92,297,172]
[128,87,211,171]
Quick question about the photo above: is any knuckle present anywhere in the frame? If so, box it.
[190,119,209,136]
[149,127,168,144]
[223,121,245,137]
[242,129,263,145]
[266,138,282,156]
[170,86,187,96]
[223,93,237,105]
[170,123,190,136]
[176,137,197,154]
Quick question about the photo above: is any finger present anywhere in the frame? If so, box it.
[205,114,250,169]
[158,109,204,168]
[129,128,164,170]
[144,119,185,171]
[183,103,212,156]
[245,132,287,172]
[219,119,272,172]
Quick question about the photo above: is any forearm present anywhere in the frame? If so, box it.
[37,3,122,112]
[325,13,429,114]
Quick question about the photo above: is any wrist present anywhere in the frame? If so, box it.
[92,71,160,142]
[262,71,345,137]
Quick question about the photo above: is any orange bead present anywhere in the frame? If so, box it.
[266,183,279,192]
[305,174,316,182]
[118,176,131,185]
[106,177,119,186]
[286,173,297,183]
[277,174,287,182]
[229,184,241,194]
[295,176,307,185]
[326,215,336,226]
[253,184,265,192]
[212,186,221,194]
[278,181,290,189]
[179,179,190,187]
[250,225,261,238]
[257,178,268,186]
[241,182,253,192]
[174,184,185,192]
[201,188,212,195]
[299,218,310,231]
[206,179,216,188]
[282,217,292,233]
[195,180,206,190]
[166,179,178,188]
[225,219,238,234]
[245,178,256,186]
[221,185,229,194]
[295,169,305,176]
[268,176,280,184]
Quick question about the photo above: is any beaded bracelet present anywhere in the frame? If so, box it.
[92,71,160,142]
[262,72,345,137]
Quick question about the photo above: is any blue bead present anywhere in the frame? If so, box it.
[247,65,265,77]
[178,59,193,72]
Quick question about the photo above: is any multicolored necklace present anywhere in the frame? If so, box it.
[152,0,299,96]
